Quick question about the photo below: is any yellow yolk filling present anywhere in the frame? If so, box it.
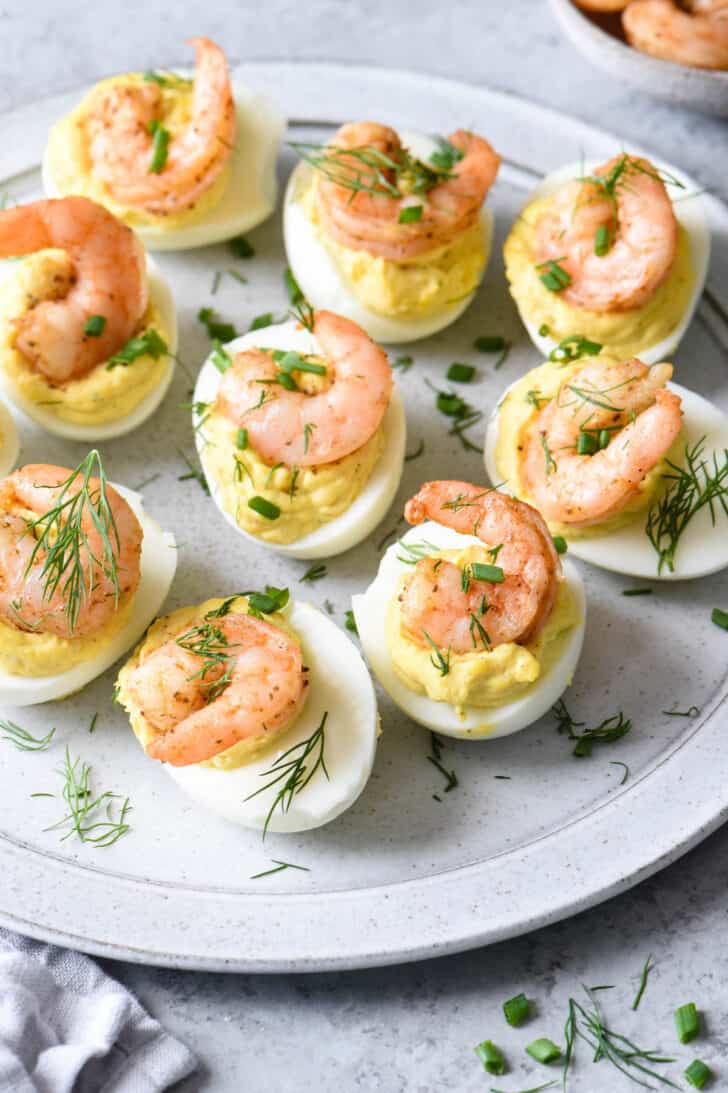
[0,250,172,425]
[45,73,231,230]
[494,355,684,538]
[504,194,695,358]
[385,544,580,713]
[116,595,301,771]
[299,173,488,318]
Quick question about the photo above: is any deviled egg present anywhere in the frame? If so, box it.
[117,591,379,832]
[484,352,728,580]
[354,481,586,740]
[0,453,176,706]
[284,122,500,343]
[0,195,177,440]
[193,310,406,559]
[42,37,285,252]
[504,153,709,364]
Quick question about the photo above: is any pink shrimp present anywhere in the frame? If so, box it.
[623,0,728,69]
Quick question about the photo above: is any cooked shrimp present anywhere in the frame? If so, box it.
[0,196,147,383]
[534,154,677,312]
[623,0,728,69]
[125,613,307,766]
[0,462,142,638]
[315,122,500,261]
[216,310,392,467]
[400,481,561,653]
[521,357,683,526]
[86,37,235,215]
[575,0,630,9]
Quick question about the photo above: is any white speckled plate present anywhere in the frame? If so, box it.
[0,63,727,972]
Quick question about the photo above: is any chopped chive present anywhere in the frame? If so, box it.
[552,536,568,555]
[248,496,280,520]
[344,609,358,634]
[245,586,290,616]
[436,390,465,416]
[474,1040,506,1076]
[275,371,299,391]
[675,1003,700,1044]
[198,307,237,343]
[106,328,168,369]
[447,362,475,383]
[632,954,654,1011]
[430,136,464,171]
[284,267,304,306]
[577,431,598,456]
[147,119,170,173]
[249,312,274,331]
[594,223,611,256]
[685,1060,713,1089]
[525,1038,561,1064]
[211,339,232,373]
[229,236,255,259]
[623,587,652,596]
[548,334,603,364]
[300,563,326,583]
[83,314,106,337]
[392,355,413,372]
[279,351,326,376]
[538,323,550,337]
[474,335,506,353]
[399,204,423,223]
[236,428,248,450]
[598,428,611,450]
[711,607,728,631]
[470,562,504,583]
[503,992,530,1027]
[537,259,572,293]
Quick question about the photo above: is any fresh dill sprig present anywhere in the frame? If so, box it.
[0,720,55,752]
[250,859,310,880]
[632,954,655,1011]
[646,436,728,574]
[425,378,484,453]
[42,747,132,848]
[177,449,210,494]
[396,539,440,565]
[290,138,453,200]
[245,712,329,838]
[552,698,632,757]
[175,623,237,702]
[428,732,458,795]
[24,451,121,634]
[300,563,327,583]
[422,629,451,677]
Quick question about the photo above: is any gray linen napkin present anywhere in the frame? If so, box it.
[0,929,196,1093]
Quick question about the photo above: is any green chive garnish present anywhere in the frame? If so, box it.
[198,307,237,343]
[525,1038,561,1064]
[711,607,728,631]
[675,1003,700,1044]
[236,428,248,450]
[276,371,299,391]
[503,992,530,1027]
[577,431,598,456]
[279,351,326,376]
[248,496,280,520]
[475,335,506,353]
[548,334,603,364]
[470,562,504,583]
[552,536,568,555]
[538,323,550,337]
[447,362,475,383]
[537,259,572,293]
[229,236,255,259]
[84,314,106,337]
[623,587,652,597]
[685,1060,713,1089]
[436,391,466,417]
[399,205,423,223]
[211,340,232,373]
[474,1040,506,1076]
[249,312,274,331]
[345,609,358,634]
[598,428,611,450]
[106,328,168,370]
[594,223,611,256]
[147,119,170,173]
[284,267,304,306]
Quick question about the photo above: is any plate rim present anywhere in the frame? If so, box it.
[1,59,728,972]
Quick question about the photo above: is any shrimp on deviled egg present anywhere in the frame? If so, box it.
[284,122,500,341]
[353,481,585,740]
[117,591,379,833]
[0,196,176,438]
[193,308,406,558]
[0,453,176,705]
[43,37,285,250]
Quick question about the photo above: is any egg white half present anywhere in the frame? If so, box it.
[0,485,177,706]
[42,81,285,252]
[353,521,586,741]
[0,396,20,476]
[0,256,177,441]
[283,130,494,344]
[194,319,407,559]
[485,380,728,580]
[513,159,710,366]
[165,601,379,833]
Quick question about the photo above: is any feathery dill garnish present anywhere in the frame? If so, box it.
[428,732,458,795]
[290,297,315,331]
[425,378,484,453]
[175,623,237,702]
[250,859,310,880]
[284,266,304,306]
[663,705,700,718]
[303,422,316,454]
[396,539,440,565]
[290,139,454,200]
[392,355,414,372]
[405,439,425,462]
[430,136,464,172]
[143,69,193,89]
[540,432,557,476]
[23,451,121,634]
[563,382,625,414]
[441,489,490,513]
[177,449,210,494]
[42,747,132,848]
[632,954,655,1011]
[562,986,677,1090]
[245,712,329,838]
[646,436,728,574]
[610,760,630,785]
[243,585,290,618]
[553,698,632,757]
[0,720,55,752]
[198,306,237,342]
[527,388,547,410]
[300,563,327,582]
[422,630,451,677]
[469,613,491,649]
